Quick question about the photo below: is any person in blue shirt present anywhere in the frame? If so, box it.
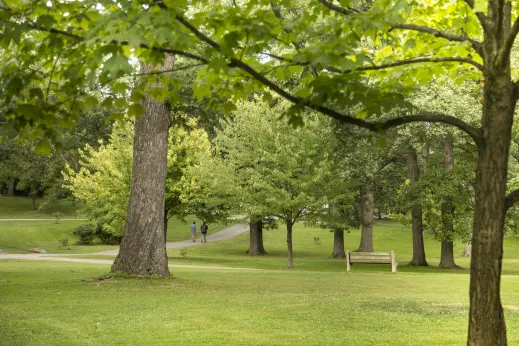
[190,221,197,242]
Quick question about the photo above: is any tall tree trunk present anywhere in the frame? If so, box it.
[247,217,267,256]
[111,58,173,277]
[467,71,513,345]
[329,227,346,258]
[407,148,427,266]
[6,177,15,196]
[287,219,294,268]
[31,197,36,211]
[356,190,374,252]
[440,134,458,269]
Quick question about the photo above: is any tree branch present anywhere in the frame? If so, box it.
[173,13,484,144]
[132,63,206,76]
[316,0,359,16]
[462,0,489,35]
[499,16,519,66]
[392,23,482,54]
[505,189,519,210]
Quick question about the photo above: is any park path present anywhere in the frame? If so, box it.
[0,223,252,270]
[0,218,87,221]
[94,223,248,255]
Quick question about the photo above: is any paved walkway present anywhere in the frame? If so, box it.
[0,223,252,270]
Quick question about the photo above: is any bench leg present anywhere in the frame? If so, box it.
[346,250,351,272]
[391,250,397,273]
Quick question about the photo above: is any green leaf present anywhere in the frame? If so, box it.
[103,55,133,77]
[35,139,51,155]
[36,15,56,30]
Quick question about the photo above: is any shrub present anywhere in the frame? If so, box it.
[59,236,69,249]
[180,248,188,257]
[95,224,122,245]
[73,224,95,245]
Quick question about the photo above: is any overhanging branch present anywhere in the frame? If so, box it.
[499,17,519,66]
[392,23,482,54]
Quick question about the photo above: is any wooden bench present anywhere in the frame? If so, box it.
[346,250,397,273]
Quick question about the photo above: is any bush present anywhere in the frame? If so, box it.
[73,224,96,245]
[59,236,70,249]
[180,248,188,257]
[95,224,122,245]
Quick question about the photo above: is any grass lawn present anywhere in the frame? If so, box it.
[0,218,233,254]
[1,261,518,346]
[0,197,82,219]
[155,220,519,275]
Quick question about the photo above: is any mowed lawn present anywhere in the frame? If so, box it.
[1,261,519,346]
[0,196,82,219]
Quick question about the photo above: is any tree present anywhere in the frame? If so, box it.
[4,0,519,341]
[193,100,350,268]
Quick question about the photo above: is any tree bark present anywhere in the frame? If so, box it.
[111,57,173,277]
[287,219,294,268]
[329,227,346,258]
[467,71,513,345]
[440,134,458,269]
[6,177,15,196]
[356,190,374,252]
[31,198,36,211]
[407,148,427,266]
[247,217,267,256]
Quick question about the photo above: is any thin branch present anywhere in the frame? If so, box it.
[461,0,489,35]
[505,189,519,210]
[336,57,485,73]
[132,63,206,76]
[499,16,519,65]
[392,23,482,54]
[316,0,359,15]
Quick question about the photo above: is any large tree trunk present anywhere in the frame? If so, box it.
[356,190,374,252]
[6,177,15,196]
[247,218,267,256]
[111,58,173,277]
[440,135,458,269]
[467,72,513,344]
[329,227,346,258]
[407,148,427,266]
[286,219,294,268]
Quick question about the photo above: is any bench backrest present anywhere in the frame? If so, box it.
[346,250,397,273]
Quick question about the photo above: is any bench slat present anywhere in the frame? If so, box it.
[350,259,392,264]
[350,255,391,260]
[352,252,391,256]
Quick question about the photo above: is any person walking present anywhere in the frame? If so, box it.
[201,222,209,243]
[190,221,197,242]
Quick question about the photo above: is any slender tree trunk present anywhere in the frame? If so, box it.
[467,72,513,345]
[6,177,15,196]
[329,227,346,258]
[464,242,472,258]
[356,190,374,252]
[247,217,267,256]
[407,148,427,266]
[31,197,36,211]
[111,58,173,277]
[163,208,169,243]
[287,219,294,268]
[440,135,458,269]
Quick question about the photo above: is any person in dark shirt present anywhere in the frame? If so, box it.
[200,222,209,243]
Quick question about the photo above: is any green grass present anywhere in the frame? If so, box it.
[158,220,519,275]
[0,221,118,254]
[1,261,519,345]
[0,196,82,219]
[0,217,233,254]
